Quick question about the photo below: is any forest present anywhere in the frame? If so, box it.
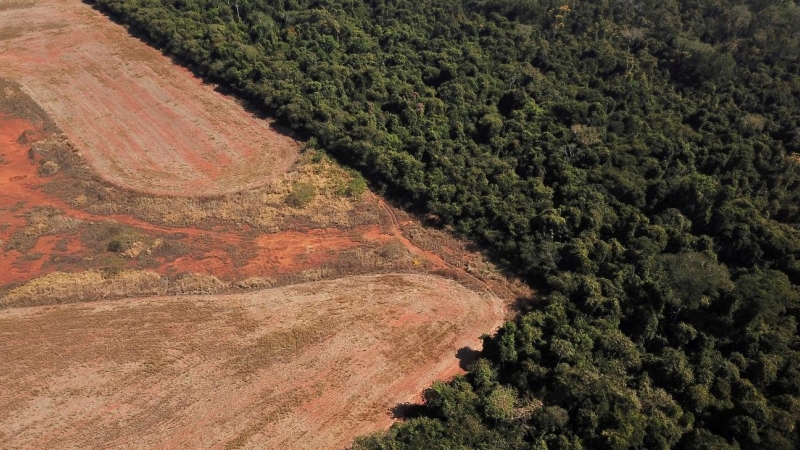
[83,0,800,448]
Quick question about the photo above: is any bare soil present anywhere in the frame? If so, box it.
[0,274,504,450]
[0,69,524,450]
[0,0,299,196]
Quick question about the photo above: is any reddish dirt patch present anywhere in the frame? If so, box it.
[0,274,504,450]
[0,116,58,284]
[0,113,519,449]
[0,0,299,196]
[0,115,365,287]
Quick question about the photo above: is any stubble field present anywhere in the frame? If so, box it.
[0,274,503,449]
[0,0,299,196]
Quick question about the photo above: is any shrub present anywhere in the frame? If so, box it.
[287,182,316,207]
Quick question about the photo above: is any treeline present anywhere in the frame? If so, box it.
[84,0,800,448]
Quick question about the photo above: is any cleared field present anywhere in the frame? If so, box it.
[0,273,503,450]
[0,0,299,196]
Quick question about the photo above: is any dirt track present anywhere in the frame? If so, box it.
[0,274,503,449]
[0,0,299,196]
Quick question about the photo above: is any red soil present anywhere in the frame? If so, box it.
[0,117,56,284]
[1,115,501,299]
[0,116,508,450]
[0,0,299,196]
[0,115,361,286]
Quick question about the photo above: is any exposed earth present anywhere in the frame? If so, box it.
[0,0,299,196]
[0,274,503,450]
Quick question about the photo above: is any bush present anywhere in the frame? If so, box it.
[346,174,368,198]
[287,182,317,207]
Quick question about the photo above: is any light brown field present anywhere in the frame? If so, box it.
[0,274,503,450]
[0,0,299,196]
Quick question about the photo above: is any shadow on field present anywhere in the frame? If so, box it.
[456,346,481,371]
[389,402,426,420]
[388,347,483,420]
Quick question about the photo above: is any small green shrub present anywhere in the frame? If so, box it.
[346,174,368,197]
[287,182,317,207]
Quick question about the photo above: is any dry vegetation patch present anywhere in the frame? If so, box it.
[38,136,379,231]
[1,238,430,308]
[4,206,84,252]
[0,269,236,308]
[403,223,534,300]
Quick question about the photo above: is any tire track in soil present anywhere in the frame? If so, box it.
[373,193,494,294]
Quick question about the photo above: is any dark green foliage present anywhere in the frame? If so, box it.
[83,0,800,447]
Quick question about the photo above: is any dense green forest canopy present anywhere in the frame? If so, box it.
[85,0,800,447]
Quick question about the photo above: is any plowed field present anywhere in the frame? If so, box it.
[0,0,299,196]
[0,274,503,449]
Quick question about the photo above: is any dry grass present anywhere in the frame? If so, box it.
[272,241,428,288]
[0,1,37,12]
[403,224,534,300]
[1,270,158,307]
[0,269,232,308]
[0,78,57,132]
[4,206,84,252]
[1,239,425,308]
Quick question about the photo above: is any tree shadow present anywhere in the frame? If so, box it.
[456,346,481,371]
[509,294,539,314]
[388,347,483,420]
[389,402,426,420]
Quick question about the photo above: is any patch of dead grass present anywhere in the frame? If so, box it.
[2,233,434,308]
[0,0,37,12]
[403,224,534,300]
[0,78,58,132]
[4,206,84,252]
[0,270,231,308]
